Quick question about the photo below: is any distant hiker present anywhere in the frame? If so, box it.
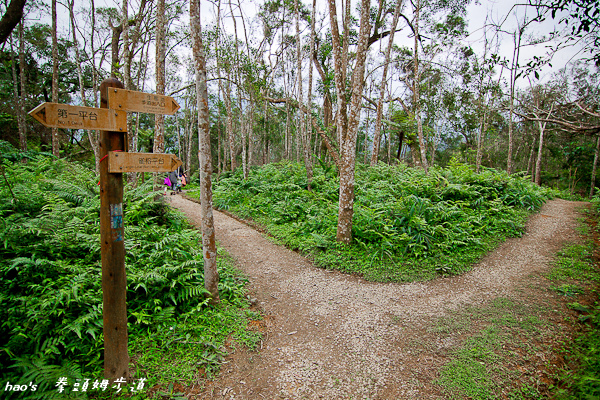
[169,171,178,192]
[181,173,187,187]
[174,175,183,194]
[163,175,172,195]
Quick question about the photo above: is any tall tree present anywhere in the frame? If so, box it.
[190,0,220,304]
[328,0,371,244]
[412,0,429,173]
[51,0,59,157]
[370,0,403,165]
[70,0,100,173]
[153,0,166,159]
[296,0,313,189]
[17,19,25,152]
[9,25,25,153]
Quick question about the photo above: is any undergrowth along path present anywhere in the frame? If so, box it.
[169,195,582,399]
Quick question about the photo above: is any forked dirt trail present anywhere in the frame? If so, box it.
[169,196,583,399]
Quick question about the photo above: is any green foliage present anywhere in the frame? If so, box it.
[0,155,256,398]
[188,160,553,282]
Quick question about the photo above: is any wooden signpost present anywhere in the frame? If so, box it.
[29,102,127,131]
[28,80,182,381]
[108,88,180,115]
[108,151,183,173]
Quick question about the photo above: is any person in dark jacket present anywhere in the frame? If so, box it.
[168,170,178,194]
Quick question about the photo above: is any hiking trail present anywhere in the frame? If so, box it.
[168,196,583,399]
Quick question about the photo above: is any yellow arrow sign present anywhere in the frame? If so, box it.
[28,103,127,131]
[107,152,183,173]
[108,88,180,115]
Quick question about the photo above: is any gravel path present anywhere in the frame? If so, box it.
[168,195,582,399]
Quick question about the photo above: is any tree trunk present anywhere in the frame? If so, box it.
[370,0,402,165]
[51,0,59,157]
[229,0,246,178]
[90,0,101,174]
[241,103,248,178]
[507,28,522,175]
[9,31,25,153]
[190,0,220,304]
[412,0,428,174]
[186,99,194,175]
[296,0,312,189]
[285,91,290,159]
[328,0,371,244]
[248,102,254,169]
[527,134,536,180]
[17,21,26,152]
[225,78,235,171]
[308,0,316,162]
[121,0,137,186]
[70,0,100,173]
[534,104,553,186]
[217,121,222,176]
[153,0,166,189]
[590,135,600,198]
[475,108,488,173]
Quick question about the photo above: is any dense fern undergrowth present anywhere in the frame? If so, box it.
[189,160,555,282]
[0,150,258,398]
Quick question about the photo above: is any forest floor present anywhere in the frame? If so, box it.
[168,195,586,399]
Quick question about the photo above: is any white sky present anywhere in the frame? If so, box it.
[38,0,590,95]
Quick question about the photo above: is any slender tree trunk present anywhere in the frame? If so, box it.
[241,102,248,178]
[121,0,138,186]
[370,0,402,165]
[308,0,316,163]
[527,134,536,180]
[412,0,428,174]
[247,102,254,168]
[217,122,222,176]
[70,0,100,173]
[153,0,166,190]
[285,91,290,160]
[51,0,59,157]
[229,0,246,178]
[507,28,522,175]
[9,32,26,153]
[534,126,544,186]
[534,104,553,186]
[475,108,488,173]
[296,0,312,189]
[225,78,235,171]
[190,0,219,304]
[90,0,101,174]
[590,135,600,198]
[215,0,223,173]
[17,22,26,152]
[186,98,193,175]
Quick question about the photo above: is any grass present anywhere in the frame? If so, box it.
[435,298,555,399]
[547,199,600,399]
[187,160,554,283]
[436,199,600,400]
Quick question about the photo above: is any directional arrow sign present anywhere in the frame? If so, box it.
[29,103,127,131]
[108,152,182,173]
[108,88,180,115]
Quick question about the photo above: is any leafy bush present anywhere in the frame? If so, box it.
[0,151,256,398]
[188,160,553,282]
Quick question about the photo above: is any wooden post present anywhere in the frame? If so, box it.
[99,78,129,380]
